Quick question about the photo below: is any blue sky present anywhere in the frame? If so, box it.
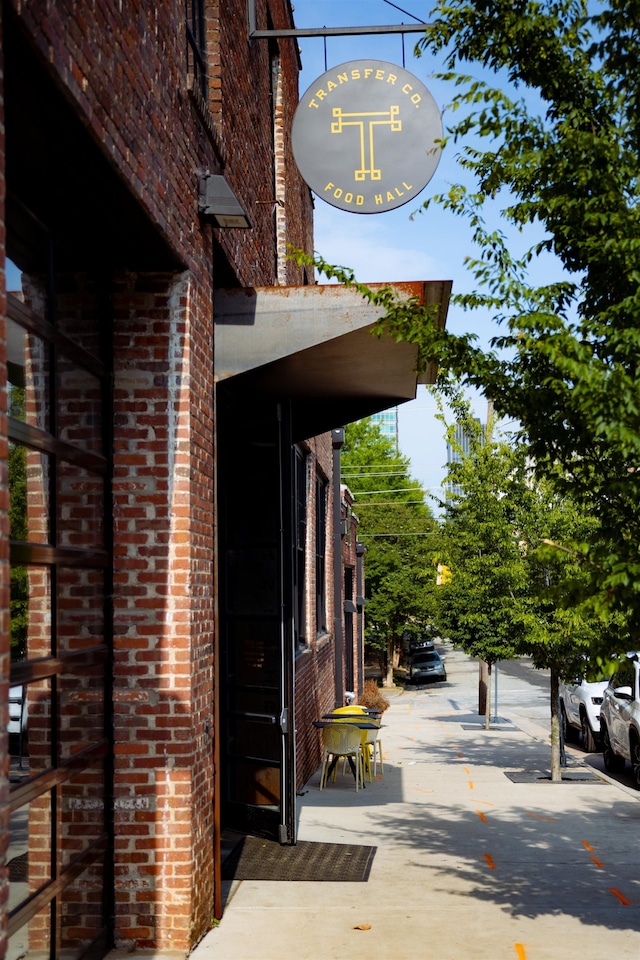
[293,1,546,503]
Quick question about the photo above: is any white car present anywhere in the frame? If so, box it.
[559,677,608,752]
[8,684,28,756]
[599,653,640,789]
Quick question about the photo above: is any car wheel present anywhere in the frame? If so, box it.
[602,723,625,773]
[442,672,447,682]
[561,704,575,744]
[580,710,597,753]
[631,735,640,790]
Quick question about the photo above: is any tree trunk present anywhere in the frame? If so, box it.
[383,636,394,687]
[550,664,562,782]
[391,641,401,670]
[484,663,492,730]
[479,660,489,716]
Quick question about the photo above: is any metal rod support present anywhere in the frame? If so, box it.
[247,1,430,39]
[250,25,430,37]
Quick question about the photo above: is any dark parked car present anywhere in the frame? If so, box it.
[407,650,447,685]
[408,636,435,654]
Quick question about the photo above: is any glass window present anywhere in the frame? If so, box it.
[56,275,103,361]
[58,566,105,652]
[294,449,307,646]
[58,462,104,550]
[10,566,52,663]
[186,0,207,99]
[59,857,109,958]
[315,474,327,635]
[59,664,106,760]
[8,795,53,909]
[12,677,53,779]
[8,900,52,959]
[60,765,105,866]
[9,443,51,545]
[57,356,103,454]
[7,316,50,434]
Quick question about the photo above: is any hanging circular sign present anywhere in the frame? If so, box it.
[292,59,442,215]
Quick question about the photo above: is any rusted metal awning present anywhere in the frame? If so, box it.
[214,281,451,440]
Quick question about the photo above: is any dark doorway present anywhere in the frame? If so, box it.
[216,387,297,844]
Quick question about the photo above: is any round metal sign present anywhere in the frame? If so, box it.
[292,59,442,215]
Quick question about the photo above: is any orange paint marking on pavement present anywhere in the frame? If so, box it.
[610,888,630,906]
[515,944,527,960]
[590,856,604,869]
[411,787,433,793]
[457,752,464,758]
[582,840,595,853]
[475,800,496,806]
[468,781,474,790]
[463,767,471,774]
[484,853,496,870]
[476,810,487,823]
[525,813,557,822]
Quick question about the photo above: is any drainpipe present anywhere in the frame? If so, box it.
[332,428,345,708]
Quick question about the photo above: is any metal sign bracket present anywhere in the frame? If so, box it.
[246,0,430,40]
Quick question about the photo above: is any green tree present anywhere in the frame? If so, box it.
[294,0,640,661]
[516,477,617,779]
[431,397,528,727]
[342,418,438,686]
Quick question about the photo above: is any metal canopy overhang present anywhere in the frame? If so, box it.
[214,281,451,441]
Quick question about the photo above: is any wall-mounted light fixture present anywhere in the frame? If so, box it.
[198,174,251,229]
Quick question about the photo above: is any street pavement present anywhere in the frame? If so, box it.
[112,645,640,960]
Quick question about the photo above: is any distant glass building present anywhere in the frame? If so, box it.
[371,407,399,448]
[446,419,481,495]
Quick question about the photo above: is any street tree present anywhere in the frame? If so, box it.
[432,386,622,772]
[431,396,528,728]
[341,418,438,686]
[293,0,640,661]
[515,475,620,779]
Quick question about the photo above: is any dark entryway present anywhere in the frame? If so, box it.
[216,386,297,844]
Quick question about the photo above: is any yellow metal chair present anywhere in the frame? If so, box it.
[331,706,382,782]
[319,723,364,792]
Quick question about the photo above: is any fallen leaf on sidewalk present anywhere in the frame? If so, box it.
[353,924,372,930]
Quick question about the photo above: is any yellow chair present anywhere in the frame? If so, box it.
[319,723,364,792]
[365,723,384,780]
[331,706,382,782]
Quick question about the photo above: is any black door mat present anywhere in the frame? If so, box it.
[222,835,376,882]
[505,770,605,783]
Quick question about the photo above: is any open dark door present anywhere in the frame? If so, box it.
[217,388,297,843]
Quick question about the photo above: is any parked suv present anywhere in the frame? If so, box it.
[407,650,447,685]
[559,676,608,752]
[599,653,640,788]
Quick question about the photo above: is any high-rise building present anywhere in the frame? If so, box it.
[371,407,399,448]
[446,419,482,495]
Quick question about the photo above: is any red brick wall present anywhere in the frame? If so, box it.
[1,0,315,952]
[111,271,212,951]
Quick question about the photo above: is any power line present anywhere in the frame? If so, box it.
[358,532,437,537]
[353,500,426,506]
[342,470,409,478]
[350,487,424,495]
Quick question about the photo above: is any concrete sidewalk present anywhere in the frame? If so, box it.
[114,648,640,960]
